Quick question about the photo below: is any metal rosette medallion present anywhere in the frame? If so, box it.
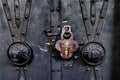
[7,42,33,66]
[81,42,105,66]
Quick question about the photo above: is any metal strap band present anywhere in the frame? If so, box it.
[1,0,32,42]
[79,0,90,41]
[49,0,63,80]
[84,67,92,80]
[94,0,109,41]
[15,67,31,80]
[90,0,96,26]
[79,0,109,41]
[20,0,32,41]
[1,0,19,42]
[84,66,102,80]
[14,0,21,28]
[93,67,102,80]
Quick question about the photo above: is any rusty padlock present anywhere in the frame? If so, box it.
[55,25,79,59]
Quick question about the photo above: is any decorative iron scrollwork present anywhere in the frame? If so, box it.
[81,42,105,66]
[7,42,33,66]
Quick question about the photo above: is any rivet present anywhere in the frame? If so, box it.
[92,0,95,3]
[80,1,84,4]
[87,34,91,36]
[69,64,73,67]
[21,32,26,36]
[92,15,95,17]
[3,3,6,6]
[56,8,60,12]
[45,43,51,45]
[64,64,68,67]
[52,39,55,42]
[57,25,60,28]
[86,67,90,71]
[50,9,54,12]
[74,56,79,59]
[79,42,84,46]
[16,67,20,70]
[100,16,104,19]
[16,18,19,20]
[15,5,18,8]
[84,17,87,20]
[57,27,61,30]
[12,34,15,37]
[24,68,28,71]
[28,0,31,2]
[95,67,98,71]
[62,19,68,23]
[46,33,52,37]
[52,54,54,57]
[8,18,11,21]
[54,33,58,35]
[51,26,54,28]
[25,16,28,19]
[96,33,100,35]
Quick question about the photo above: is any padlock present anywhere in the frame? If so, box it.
[55,25,79,59]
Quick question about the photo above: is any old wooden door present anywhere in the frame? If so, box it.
[0,0,119,80]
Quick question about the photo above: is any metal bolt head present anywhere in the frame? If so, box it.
[95,67,98,71]
[86,67,90,71]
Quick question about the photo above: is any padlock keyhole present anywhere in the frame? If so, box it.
[63,32,71,39]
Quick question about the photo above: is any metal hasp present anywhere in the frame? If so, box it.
[81,42,105,66]
[7,42,33,66]
[55,25,79,59]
